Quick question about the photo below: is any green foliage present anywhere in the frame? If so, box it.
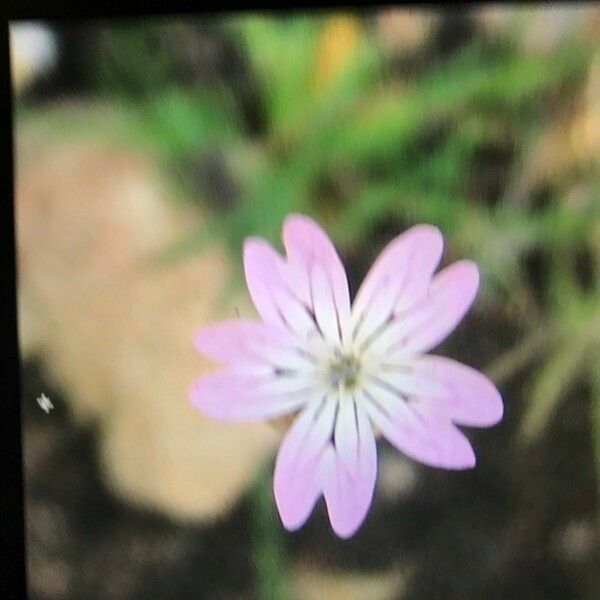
[252,466,290,600]
[134,90,241,160]
[95,22,178,97]
[241,15,323,133]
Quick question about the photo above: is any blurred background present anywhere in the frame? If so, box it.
[11,6,600,599]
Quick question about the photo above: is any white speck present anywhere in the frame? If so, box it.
[37,393,54,414]
[10,22,58,76]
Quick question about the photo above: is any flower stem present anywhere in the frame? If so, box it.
[252,466,290,600]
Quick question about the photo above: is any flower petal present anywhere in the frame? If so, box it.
[368,260,480,358]
[351,273,401,352]
[243,238,295,323]
[274,397,336,531]
[332,394,360,473]
[407,356,503,427]
[189,371,312,422]
[283,214,352,347]
[402,260,479,354]
[352,224,443,327]
[322,399,377,538]
[363,368,448,399]
[243,238,321,343]
[361,386,476,470]
[311,263,343,346]
[194,319,316,373]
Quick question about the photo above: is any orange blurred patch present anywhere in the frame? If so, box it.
[313,15,361,91]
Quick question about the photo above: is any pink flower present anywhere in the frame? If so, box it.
[189,214,503,538]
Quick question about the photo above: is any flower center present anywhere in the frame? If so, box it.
[327,354,361,390]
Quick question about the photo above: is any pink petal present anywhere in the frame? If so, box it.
[274,398,336,531]
[332,395,361,473]
[407,356,503,427]
[243,238,294,323]
[243,238,320,341]
[194,319,315,373]
[322,399,377,538]
[361,386,476,470]
[352,225,443,330]
[189,371,312,422]
[282,214,352,346]
[370,260,480,358]
[401,260,479,353]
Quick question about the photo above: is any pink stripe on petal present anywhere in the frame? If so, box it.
[408,356,503,427]
[352,225,443,324]
[361,388,476,470]
[283,214,352,346]
[397,260,480,355]
[189,371,310,422]
[274,398,336,531]
[322,402,377,538]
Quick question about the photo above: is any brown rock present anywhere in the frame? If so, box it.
[16,109,279,523]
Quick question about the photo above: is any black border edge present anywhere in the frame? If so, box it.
[1,21,27,600]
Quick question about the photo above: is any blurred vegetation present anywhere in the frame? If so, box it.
[16,7,600,593]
